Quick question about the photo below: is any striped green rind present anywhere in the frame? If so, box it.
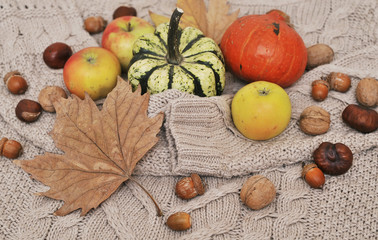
[128,22,225,97]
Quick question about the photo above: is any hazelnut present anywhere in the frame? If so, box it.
[15,99,42,123]
[342,104,377,133]
[306,44,334,70]
[0,137,23,159]
[113,6,137,19]
[356,77,378,107]
[311,80,330,101]
[166,212,191,231]
[38,86,68,112]
[240,175,276,210]
[302,163,325,189]
[43,42,73,69]
[175,173,205,200]
[326,72,351,92]
[299,106,330,135]
[84,16,107,34]
[3,71,28,94]
[313,142,353,176]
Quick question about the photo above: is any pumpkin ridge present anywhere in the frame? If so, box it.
[181,34,204,54]
[184,51,225,65]
[155,29,168,50]
[278,33,299,87]
[186,60,222,96]
[256,34,279,81]
[179,65,206,97]
[139,64,167,93]
[238,21,260,77]
[128,53,164,68]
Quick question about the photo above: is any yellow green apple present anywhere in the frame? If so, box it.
[63,47,121,100]
[231,81,292,140]
[101,16,155,72]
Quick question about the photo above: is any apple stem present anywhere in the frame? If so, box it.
[167,8,184,65]
[129,177,164,217]
[127,22,132,32]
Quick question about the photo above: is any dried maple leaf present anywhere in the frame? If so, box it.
[149,0,239,44]
[14,77,164,216]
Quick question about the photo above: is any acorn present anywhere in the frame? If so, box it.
[175,173,205,200]
[302,163,325,189]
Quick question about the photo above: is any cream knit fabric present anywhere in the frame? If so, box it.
[0,0,377,239]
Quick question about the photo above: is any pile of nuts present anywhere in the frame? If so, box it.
[168,173,278,231]
[83,6,137,34]
[311,72,351,102]
[302,141,353,189]
[166,173,205,231]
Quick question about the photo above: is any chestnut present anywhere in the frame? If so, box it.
[313,142,353,175]
[43,42,73,69]
[342,104,377,133]
[113,6,137,19]
[15,99,42,123]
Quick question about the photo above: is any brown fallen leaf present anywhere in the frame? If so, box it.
[149,0,239,44]
[14,77,164,216]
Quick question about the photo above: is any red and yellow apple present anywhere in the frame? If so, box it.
[63,47,121,101]
[102,16,155,72]
[231,81,291,140]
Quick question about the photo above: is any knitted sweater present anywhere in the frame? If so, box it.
[0,0,377,239]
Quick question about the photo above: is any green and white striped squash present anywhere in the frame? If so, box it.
[128,8,225,97]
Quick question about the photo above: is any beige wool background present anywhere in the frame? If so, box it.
[0,0,377,239]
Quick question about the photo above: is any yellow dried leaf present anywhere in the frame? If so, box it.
[14,77,164,216]
[149,10,170,27]
[149,0,239,44]
[206,0,240,44]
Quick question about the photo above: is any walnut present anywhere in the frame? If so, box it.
[356,78,378,107]
[299,106,331,135]
[240,175,276,210]
[38,86,68,112]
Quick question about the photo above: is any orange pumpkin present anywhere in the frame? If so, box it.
[220,10,307,88]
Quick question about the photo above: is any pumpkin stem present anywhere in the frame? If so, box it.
[167,8,184,65]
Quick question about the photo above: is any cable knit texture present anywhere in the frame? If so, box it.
[0,0,377,239]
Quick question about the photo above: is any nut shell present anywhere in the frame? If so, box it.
[0,138,23,159]
[326,72,351,92]
[5,75,28,94]
[240,175,276,210]
[306,44,334,70]
[113,6,137,19]
[302,163,325,189]
[175,173,205,200]
[166,212,191,231]
[342,104,377,133]
[313,142,353,175]
[84,16,107,34]
[356,78,378,107]
[38,86,68,112]
[299,106,330,135]
[15,99,42,123]
[43,42,73,69]
[311,80,330,101]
